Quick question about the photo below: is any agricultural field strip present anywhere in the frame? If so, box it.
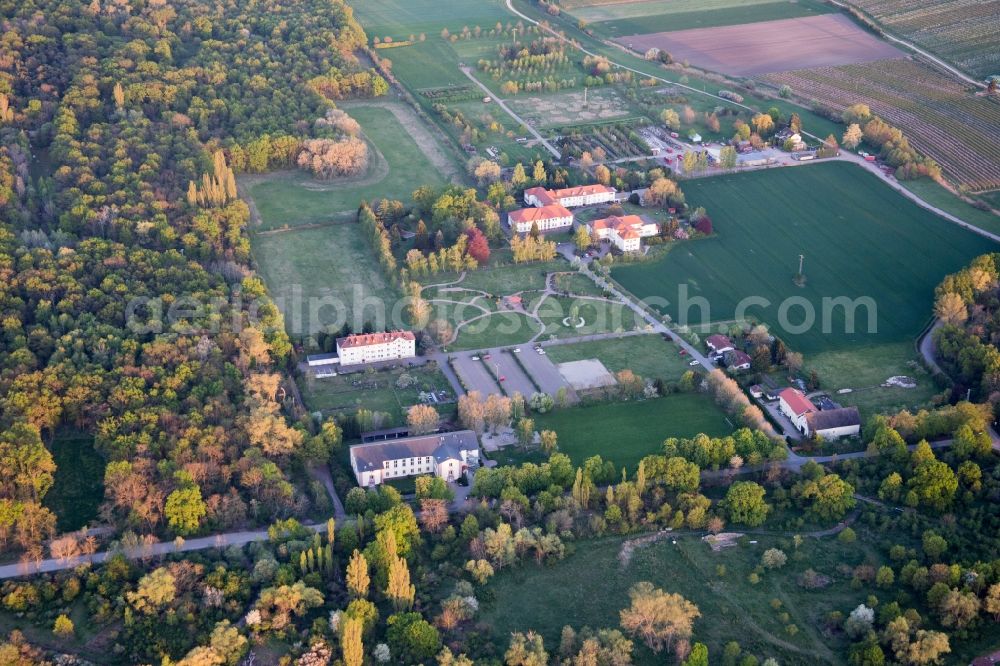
[835,0,1000,81]
[762,59,1000,190]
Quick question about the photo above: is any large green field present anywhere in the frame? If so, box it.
[569,0,832,37]
[480,532,871,664]
[244,103,458,230]
[251,224,399,338]
[613,162,997,355]
[544,334,693,382]
[350,0,511,40]
[529,394,732,471]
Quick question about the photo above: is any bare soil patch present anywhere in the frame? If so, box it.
[557,358,616,391]
[615,13,901,76]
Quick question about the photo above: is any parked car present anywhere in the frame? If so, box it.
[471,356,480,361]
[689,360,700,366]
[679,349,686,356]
[512,348,521,353]
[499,376,506,382]
[483,354,491,360]
[537,349,546,355]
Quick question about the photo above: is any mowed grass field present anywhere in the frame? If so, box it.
[545,334,693,382]
[612,162,997,354]
[251,224,398,337]
[532,394,732,471]
[245,104,455,230]
[350,0,510,40]
[569,0,831,37]
[479,533,872,665]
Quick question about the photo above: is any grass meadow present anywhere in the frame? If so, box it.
[545,334,694,382]
[451,312,543,350]
[612,162,997,355]
[251,224,398,338]
[245,104,454,230]
[479,532,873,665]
[494,394,732,470]
[535,295,643,340]
[569,0,832,37]
[351,0,511,40]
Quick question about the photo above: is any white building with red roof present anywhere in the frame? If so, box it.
[524,184,617,208]
[507,204,574,233]
[778,388,816,433]
[585,214,659,252]
[336,330,416,366]
[705,334,735,355]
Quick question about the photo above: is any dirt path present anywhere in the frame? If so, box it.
[339,100,463,183]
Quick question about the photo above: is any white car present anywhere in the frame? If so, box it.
[471,356,480,361]
[537,349,546,355]
[688,360,700,366]
[512,348,521,353]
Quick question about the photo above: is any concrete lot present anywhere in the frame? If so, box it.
[520,346,575,398]
[493,351,537,398]
[451,353,502,396]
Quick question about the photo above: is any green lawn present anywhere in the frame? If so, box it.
[480,532,869,665]
[299,363,454,422]
[350,0,511,40]
[545,334,693,382]
[573,0,832,37]
[536,294,643,340]
[525,394,732,471]
[806,342,940,423]
[452,312,542,350]
[251,224,399,338]
[552,271,607,297]
[901,179,1000,236]
[245,104,455,230]
[430,257,567,295]
[613,162,997,355]
[43,432,104,532]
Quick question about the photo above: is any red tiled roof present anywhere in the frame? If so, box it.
[706,334,733,350]
[591,214,646,234]
[551,184,615,198]
[779,388,816,416]
[337,330,415,349]
[524,186,555,205]
[731,350,752,365]
[508,204,573,223]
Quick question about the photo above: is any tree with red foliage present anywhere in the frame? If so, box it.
[465,228,491,264]
[694,217,713,235]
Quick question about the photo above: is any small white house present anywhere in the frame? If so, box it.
[705,334,734,355]
[336,331,416,367]
[350,431,480,486]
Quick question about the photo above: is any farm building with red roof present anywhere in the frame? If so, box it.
[524,184,616,208]
[507,204,574,233]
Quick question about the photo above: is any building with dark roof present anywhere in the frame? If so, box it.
[349,430,480,486]
[805,407,861,440]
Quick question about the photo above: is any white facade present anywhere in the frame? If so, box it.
[778,389,815,434]
[350,431,480,487]
[524,185,616,209]
[813,423,861,440]
[587,215,658,253]
[336,331,416,366]
[508,205,574,233]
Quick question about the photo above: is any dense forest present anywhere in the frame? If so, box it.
[0,0,385,558]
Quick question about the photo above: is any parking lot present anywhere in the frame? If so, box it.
[451,353,502,396]
[449,346,574,401]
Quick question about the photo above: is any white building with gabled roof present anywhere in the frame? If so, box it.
[336,330,416,367]
[350,430,480,486]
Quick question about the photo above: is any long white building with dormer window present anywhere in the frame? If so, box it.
[350,430,480,486]
[336,330,416,366]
